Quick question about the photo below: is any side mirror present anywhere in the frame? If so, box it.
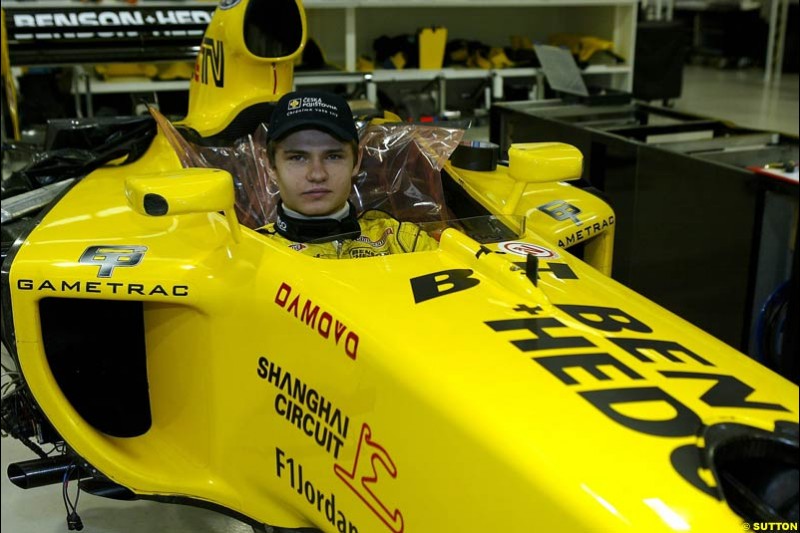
[501,142,583,214]
[508,143,583,183]
[126,168,242,242]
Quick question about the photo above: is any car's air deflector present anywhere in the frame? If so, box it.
[244,0,302,58]
[40,298,151,438]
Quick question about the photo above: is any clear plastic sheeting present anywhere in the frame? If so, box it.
[149,108,274,229]
[354,123,464,223]
[150,107,464,229]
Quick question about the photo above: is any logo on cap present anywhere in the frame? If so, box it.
[288,99,301,110]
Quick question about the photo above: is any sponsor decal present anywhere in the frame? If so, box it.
[499,241,559,259]
[79,245,146,277]
[274,282,359,360]
[335,423,404,533]
[258,357,349,459]
[355,228,394,248]
[10,8,212,40]
[348,248,389,259]
[538,199,583,226]
[276,447,359,533]
[286,97,340,117]
[410,269,479,304]
[17,279,189,297]
[484,303,790,498]
[289,243,308,252]
[557,215,615,248]
[199,37,224,87]
[409,261,577,303]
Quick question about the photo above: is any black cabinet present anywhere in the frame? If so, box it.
[491,100,798,354]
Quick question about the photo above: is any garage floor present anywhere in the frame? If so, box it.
[672,65,798,135]
[2,65,798,533]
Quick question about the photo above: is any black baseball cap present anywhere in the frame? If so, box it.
[268,90,358,143]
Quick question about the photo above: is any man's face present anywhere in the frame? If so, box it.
[268,129,359,217]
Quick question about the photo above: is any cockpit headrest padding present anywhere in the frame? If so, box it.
[179,102,277,146]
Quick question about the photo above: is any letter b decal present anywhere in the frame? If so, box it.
[410,269,479,303]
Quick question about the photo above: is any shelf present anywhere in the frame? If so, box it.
[304,1,637,88]
[54,0,638,114]
[79,78,191,94]
[74,64,632,95]
[311,65,631,82]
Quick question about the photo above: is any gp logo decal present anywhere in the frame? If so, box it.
[79,245,146,277]
[538,199,583,226]
[19,245,190,297]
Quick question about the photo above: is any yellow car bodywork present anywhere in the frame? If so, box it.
[4,1,797,532]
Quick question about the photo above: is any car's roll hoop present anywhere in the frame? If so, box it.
[182,0,307,137]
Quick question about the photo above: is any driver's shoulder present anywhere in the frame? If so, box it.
[358,209,397,222]
[357,209,435,252]
[357,209,404,231]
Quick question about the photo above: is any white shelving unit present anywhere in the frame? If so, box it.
[63,0,638,115]
[303,0,638,90]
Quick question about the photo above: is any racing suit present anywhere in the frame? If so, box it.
[259,203,439,259]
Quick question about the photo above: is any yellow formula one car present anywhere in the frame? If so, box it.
[2,1,798,532]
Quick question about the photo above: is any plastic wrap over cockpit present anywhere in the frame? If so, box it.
[151,107,464,229]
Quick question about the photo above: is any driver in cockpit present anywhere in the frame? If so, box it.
[259,90,439,258]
